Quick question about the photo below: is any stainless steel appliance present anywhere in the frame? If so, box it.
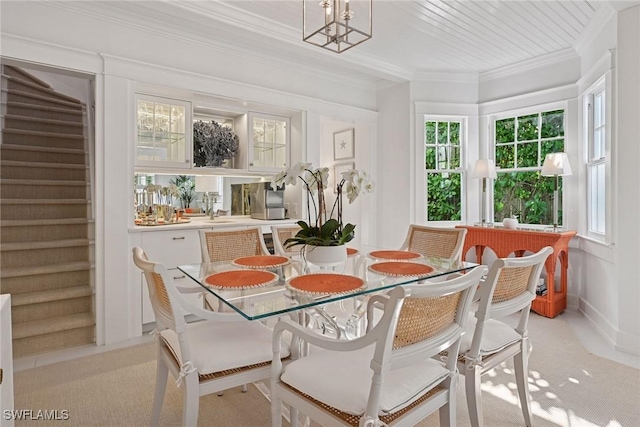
[250,182,286,220]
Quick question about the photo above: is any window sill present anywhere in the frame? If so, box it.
[577,234,615,263]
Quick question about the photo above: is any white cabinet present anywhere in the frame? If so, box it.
[135,94,192,169]
[139,229,203,324]
[248,112,290,172]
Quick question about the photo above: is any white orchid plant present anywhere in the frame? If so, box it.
[270,162,374,248]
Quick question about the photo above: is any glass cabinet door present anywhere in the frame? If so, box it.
[136,94,192,168]
[249,112,289,172]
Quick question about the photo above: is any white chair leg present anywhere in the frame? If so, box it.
[182,373,199,427]
[439,374,457,427]
[465,365,484,427]
[271,390,283,427]
[290,406,299,427]
[241,384,248,393]
[151,357,168,427]
[514,343,533,427]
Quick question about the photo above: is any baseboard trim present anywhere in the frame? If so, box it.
[578,297,640,356]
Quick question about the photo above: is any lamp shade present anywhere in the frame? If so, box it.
[471,159,497,179]
[195,175,221,193]
[541,153,573,176]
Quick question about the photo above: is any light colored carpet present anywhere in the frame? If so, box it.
[14,313,640,426]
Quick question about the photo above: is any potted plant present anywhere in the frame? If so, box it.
[193,120,239,167]
[170,175,196,209]
[270,162,374,266]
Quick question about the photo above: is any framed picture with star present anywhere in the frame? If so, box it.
[333,128,355,161]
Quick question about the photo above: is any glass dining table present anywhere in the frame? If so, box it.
[177,244,479,324]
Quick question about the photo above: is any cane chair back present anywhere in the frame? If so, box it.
[199,227,269,263]
[459,246,553,427]
[399,224,467,262]
[271,225,302,257]
[132,247,290,427]
[271,265,486,427]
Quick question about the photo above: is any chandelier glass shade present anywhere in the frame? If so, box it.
[303,0,372,53]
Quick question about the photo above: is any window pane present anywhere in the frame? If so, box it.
[425,121,436,144]
[425,147,436,169]
[494,171,555,225]
[450,146,460,168]
[438,122,448,144]
[593,129,604,160]
[541,138,565,160]
[517,142,538,167]
[496,118,514,144]
[517,114,538,142]
[496,144,514,169]
[450,122,460,145]
[427,172,461,221]
[541,110,564,138]
[589,163,605,233]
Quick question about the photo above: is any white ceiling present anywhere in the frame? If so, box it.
[59,0,639,85]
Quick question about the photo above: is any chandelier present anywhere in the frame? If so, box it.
[303,0,372,53]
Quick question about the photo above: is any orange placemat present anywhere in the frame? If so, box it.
[287,274,366,296]
[368,262,435,277]
[347,248,359,257]
[232,255,290,269]
[204,270,278,290]
[368,250,423,260]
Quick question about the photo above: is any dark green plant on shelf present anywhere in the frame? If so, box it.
[169,175,195,208]
[193,120,239,167]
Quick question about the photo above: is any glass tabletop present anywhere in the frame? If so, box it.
[178,245,479,321]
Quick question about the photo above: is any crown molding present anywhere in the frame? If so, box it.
[412,70,479,84]
[573,6,617,56]
[151,0,412,83]
[45,1,392,91]
[576,49,615,92]
[480,49,579,82]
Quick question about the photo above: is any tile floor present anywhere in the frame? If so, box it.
[12,308,640,373]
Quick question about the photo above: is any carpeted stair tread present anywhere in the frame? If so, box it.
[0,261,92,279]
[2,128,85,140]
[6,101,83,117]
[12,313,94,340]
[11,285,92,307]
[1,198,88,205]
[3,114,85,128]
[1,160,87,170]
[3,74,83,105]
[3,65,51,88]
[4,88,84,109]
[0,144,86,155]
[0,179,87,187]
[1,238,90,252]
[0,218,90,227]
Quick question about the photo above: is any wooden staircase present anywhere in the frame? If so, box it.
[0,65,95,358]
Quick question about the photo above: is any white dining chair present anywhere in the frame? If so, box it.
[399,224,468,262]
[271,265,486,427]
[458,246,553,427]
[132,247,290,427]
[270,224,302,257]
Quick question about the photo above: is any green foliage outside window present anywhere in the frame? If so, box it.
[425,121,462,221]
[494,110,565,224]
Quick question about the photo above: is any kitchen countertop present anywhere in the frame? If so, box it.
[129,216,300,233]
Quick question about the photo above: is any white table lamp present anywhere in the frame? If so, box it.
[541,152,572,230]
[195,175,221,218]
[472,159,497,226]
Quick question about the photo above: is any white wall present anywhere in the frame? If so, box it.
[613,5,640,354]
[376,83,412,248]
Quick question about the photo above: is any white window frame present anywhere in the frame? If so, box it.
[583,75,610,241]
[419,115,467,225]
[489,101,567,227]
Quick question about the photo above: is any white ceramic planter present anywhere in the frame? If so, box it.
[304,245,348,268]
[503,217,519,229]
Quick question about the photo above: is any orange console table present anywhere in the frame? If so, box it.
[457,226,576,318]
